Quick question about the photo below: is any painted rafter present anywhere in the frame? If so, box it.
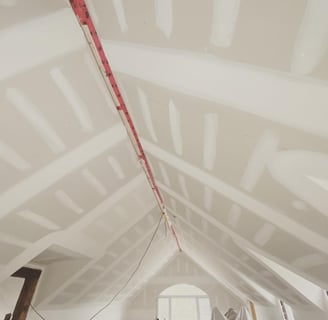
[36,187,156,306]
[160,181,328,291]
[66,217,166,304]
[0,124,126,220]
[142,141,328,255]
[180,243,248,303]
[174,213,288,298]
[93,236,176,303]
[175,223,277,304]
[1,174,148,299]
[113,244,177,303]
[104,41,328,139]
[246,248,328,311]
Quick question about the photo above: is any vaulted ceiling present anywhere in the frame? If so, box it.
[0,0,328,312]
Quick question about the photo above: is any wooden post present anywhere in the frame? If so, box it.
[11,267,42,320]
[279,300,289,320]
[249,301,257,320]
[4,314,12,320]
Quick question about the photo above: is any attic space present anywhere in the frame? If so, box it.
[0,1,328,320]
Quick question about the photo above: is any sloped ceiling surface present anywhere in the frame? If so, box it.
[126,254,244,315]
[0,0,328,311]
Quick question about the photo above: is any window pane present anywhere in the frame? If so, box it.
[161,284,207,296]
[198,298,211,320]
[158,298,169,320]
[171,297,198,320]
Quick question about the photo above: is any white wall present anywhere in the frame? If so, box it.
[0,276,123,320]
[291,307,328,320]
[253,304,282,320]
[123,254,243,320]
[26,303,124,320]
[3,270,328,320]
[0,277,24,318]
[254,302,328,320]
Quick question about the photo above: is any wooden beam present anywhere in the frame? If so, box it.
[11,267,42,320]
[279,300,289,320]
[249,301,257,320]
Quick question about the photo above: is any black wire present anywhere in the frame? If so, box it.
[88,213,164,320]
[28,214,163,320]
[30,303,46,320]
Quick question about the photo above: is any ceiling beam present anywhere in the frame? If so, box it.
[247,248,328,311]
[0,174,146,290]
[0,8,84,81]
[91,237,175,303]
[35,178,154,306]
[181,243,247,303]
[174,213,286,298]
[0,123,126,220]
[105,41,328,139]
[176,227,270,303]
[65,225,164,304]
[143,141,328,255]
[159,183,328,293]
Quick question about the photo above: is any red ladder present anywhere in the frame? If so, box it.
[69,0,182,252]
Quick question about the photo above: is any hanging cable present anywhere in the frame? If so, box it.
[28,214,163,320]
[88,213,164,320]
[30,303,46,320]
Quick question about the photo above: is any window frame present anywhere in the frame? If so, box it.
[157,294,211,320]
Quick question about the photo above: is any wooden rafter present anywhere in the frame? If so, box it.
[11,267,42,320]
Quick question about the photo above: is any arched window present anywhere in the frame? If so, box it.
[157,284,211,320]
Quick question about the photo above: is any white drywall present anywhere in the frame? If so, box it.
[26,303,124,320]
[123,254,242,320]
[0,277,24,317]
[292,307,328,320]
[252,304,282,320]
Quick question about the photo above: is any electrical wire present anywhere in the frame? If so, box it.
[28,213,163,320]
[30,303,46,320]
[88,213,164,320]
